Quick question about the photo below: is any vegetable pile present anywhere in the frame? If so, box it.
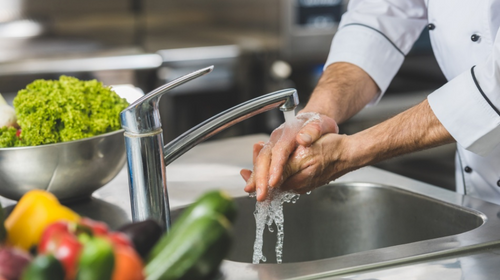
[0,76,129,148]
[0,189,236,280]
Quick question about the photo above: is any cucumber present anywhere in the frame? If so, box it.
[21,254,65,280]
[145,190,236,280]
[148,190,236,261]
[145,214,232,280]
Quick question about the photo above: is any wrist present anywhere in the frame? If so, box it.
[340,133,377,170]
[300,89,339,120]
[302,62,379,124]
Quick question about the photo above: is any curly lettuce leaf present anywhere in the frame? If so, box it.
[7,76,129,147]
[0,127,23,148]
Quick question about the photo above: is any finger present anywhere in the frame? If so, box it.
[271,157,301,188]
[261,128,285,189]
[268,137,298,188]
[243,142,265,193]
[254,145,272,201]
[240,169,252,182]
[253,129,283,201]
[253,142,265,165]
[241,169,256,193]
[296,117,338,146]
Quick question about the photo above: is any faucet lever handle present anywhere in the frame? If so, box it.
[120,66,214,134]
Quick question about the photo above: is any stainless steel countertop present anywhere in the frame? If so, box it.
[2,134,500,279]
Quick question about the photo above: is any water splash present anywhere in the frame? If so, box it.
[252,188,300,264]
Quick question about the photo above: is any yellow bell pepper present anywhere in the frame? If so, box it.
[5,190,80,250]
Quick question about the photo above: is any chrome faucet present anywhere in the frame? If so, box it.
[120,66,299,231]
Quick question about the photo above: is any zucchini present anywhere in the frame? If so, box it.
[148,190,236,261]
[145,190,236,280]
[145,214,232,280]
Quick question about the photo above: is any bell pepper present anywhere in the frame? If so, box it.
[38,222,83,280]
[111,243,145,280]
[76,236,115,280]
[5,190,80,251]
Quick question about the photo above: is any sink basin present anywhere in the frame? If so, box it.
[225,182,484,263]
[171,181,500,279]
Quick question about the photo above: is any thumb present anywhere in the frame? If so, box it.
[297,116,338,146]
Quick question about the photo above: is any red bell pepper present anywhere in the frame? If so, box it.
[38,222,82,280]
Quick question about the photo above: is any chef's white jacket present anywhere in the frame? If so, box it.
[325,0,500,204]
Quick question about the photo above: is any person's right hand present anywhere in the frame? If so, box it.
[241,112,338,201]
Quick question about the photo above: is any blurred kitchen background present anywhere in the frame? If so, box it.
[0,0,455,190]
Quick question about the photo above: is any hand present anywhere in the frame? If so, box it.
[279,133,354,194]
[241,112,338,201]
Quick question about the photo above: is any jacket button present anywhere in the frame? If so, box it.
[428,23,436,30]
[471,34,480,42]
[464,166,473,173]
[497,180,500,187]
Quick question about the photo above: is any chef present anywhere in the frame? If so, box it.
[241,0,500,204]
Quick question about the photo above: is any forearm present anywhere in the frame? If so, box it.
[345,99,455,168]
[303,62,379,124]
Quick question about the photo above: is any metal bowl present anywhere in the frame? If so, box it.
[0,129,126,202]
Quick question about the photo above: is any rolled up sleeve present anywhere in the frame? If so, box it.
[325,0,428,105]
[428,29,500,156]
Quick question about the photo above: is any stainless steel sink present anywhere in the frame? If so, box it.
[171,180,500,279]
[225,182,483,264]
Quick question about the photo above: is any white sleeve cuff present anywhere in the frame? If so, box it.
[428,67,500,156]
[324,24,405,105]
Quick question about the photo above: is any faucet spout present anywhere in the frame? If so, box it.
[164,88,298,166]
[120,66,299,231]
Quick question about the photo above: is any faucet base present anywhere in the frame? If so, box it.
[124,130,171,231]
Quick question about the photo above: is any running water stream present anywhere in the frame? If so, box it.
[252,188,300,264]
[252,110,301,264]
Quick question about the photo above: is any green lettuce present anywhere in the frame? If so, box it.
[0,127,23,148]
[0,76,129,147]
